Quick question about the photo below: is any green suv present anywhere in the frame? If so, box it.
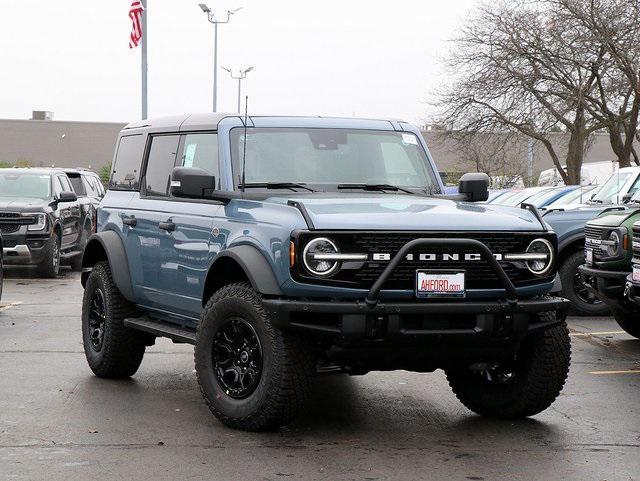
[579,207,640,338]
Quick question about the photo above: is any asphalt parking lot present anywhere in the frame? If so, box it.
[1,269,639,481]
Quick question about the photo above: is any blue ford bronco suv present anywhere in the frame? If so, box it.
[81,114,570,431]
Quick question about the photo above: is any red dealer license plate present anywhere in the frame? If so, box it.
[416,270,465,299]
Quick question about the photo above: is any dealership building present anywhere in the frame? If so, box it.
[0,112,633,179]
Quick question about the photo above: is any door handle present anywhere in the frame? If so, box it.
[122,216,137,227]
[159,221,176,232]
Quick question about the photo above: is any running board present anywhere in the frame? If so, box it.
[124,316,197,345]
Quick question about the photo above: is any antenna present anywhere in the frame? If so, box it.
[241,95,249,192]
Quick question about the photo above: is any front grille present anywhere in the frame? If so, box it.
[0,212,33,226]
[633,225,640,262]
[293,231,555,290]
[0,224,20,234]
[584,225,605,259]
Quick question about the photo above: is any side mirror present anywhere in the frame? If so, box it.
[458,172,489,202]
[58,191,77,202]
[170,167,216,199]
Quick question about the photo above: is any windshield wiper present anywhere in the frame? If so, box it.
[239,182,317,193]
[337,183,416,195]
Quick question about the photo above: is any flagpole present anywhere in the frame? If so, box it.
[141,0,148,120]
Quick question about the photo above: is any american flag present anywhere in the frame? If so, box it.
[129,1,144,49]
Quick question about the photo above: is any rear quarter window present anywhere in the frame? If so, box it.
[110,134,145,191]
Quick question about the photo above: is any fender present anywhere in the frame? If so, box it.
[81,231,134,301]
[558,231,584,253]
[209,245,283,296]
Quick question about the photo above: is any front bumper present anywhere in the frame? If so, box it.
[2,233,51,265]
[264,296,568,340]
[269,237,566,342]
[578,264,629,307]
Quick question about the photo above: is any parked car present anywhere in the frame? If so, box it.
[541,185,600,210]
[0,231,3,302]
[543,167,640,315]
[578,205,640,337]
[488,186,554,206]
[518,185,580,209]
[538,161,617,187]
[0,168,81,277]
[61,169,104,268]
[80,114,570,431]
[623,220,640,337]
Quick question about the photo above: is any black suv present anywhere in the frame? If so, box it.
[0,168,98,276]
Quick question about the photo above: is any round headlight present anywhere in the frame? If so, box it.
[525,238,554,276]
[302,237,339,276]
[604,230,622,257]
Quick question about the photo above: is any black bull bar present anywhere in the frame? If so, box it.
[364,238,518,306]
[263,237,568,338]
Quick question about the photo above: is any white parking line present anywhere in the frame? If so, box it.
[0,301,22,310]
[570,331,626,337]
[589,370,640,375]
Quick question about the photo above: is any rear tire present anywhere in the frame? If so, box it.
[195,282,315,431]
[82,261,146,378]
[446,316,571,419]
[560,251,609,316]
[613,308,640,339]
[37,235,61,278]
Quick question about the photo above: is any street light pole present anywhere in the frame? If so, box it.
[199,4,242,112]
[221,66,254,113]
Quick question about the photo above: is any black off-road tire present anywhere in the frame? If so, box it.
[82,261,146,378]
[446,316,571,419]
[195,282,315,431]
[560,251,609,316]
[37,235,61,278]
[613,309,640,339]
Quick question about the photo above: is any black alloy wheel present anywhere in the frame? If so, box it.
[573,271,603,306]
[88,287,106,352]
[213,317,263,399]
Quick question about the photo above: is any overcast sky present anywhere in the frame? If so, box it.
[0,0,477,125]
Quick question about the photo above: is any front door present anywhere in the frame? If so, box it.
[158,132,222,320]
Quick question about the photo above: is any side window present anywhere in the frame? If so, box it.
[81,176,96,197]
[627,175,640,198]
[53,176,63,196]
[67,174,86,196]
[144,135,180,197]
[178,133,219,188]
[110,134,145,190]
[58,175,73,192]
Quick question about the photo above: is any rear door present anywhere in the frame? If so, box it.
[125,134,183,312]
[54,174,81,248]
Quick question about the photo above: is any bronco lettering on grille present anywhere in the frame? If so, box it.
[371,252,504,261]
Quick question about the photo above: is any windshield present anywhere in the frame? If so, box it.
[547,185,598,207]
[590,171,631,203]
[230,128,439,192]
[0,172,51,199]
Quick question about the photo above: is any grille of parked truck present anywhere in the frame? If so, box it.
[80,114,571,431]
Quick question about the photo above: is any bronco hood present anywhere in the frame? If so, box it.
[589,207,639,227]
[274,194,545,231]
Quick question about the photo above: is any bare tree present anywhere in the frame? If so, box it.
[549,0,640,167]
[435,0,608,184]
[434,131,529,187]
